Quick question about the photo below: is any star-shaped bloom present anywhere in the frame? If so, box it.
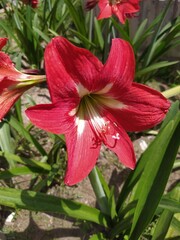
[0,38,45,120]
[26,37,170,186]
[86,0,140,24]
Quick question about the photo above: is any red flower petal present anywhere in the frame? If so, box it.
[97,0,140,23]
[44,37,103,102]
[64,120,101,185]
[0,52,23,80]
[101,38,135,92]
[0,77,18,93]
[115,2,140,23]
[98,1,112,20]
[108,83,170,131]
[0,87,29,120]
[0,38,8,50]
[100,115,136,169]
[26,100,78,134]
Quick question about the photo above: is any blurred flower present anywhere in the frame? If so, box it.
[86,0,99,10]
[86,0,140,24]
[0,38,45,120]
[26,37,170,185]
[21,0,38,8]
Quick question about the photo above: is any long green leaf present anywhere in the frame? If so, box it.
[33,26,50,43]
[111,18,131,43]
[0,151,50,171]
[0,187,110,227]
[64,0,86,36]
[129,112,180,240]
[144,0,173,66]
[159,198,180,213]
[116,102,179,212]
[132,19,148,45]
[6,115,47,156]
[94,17,104,50]
[161,101,179,129]
[152,210,173,240]
[0,166,48,179]
[152,185,180,240]
[135,61,178,78]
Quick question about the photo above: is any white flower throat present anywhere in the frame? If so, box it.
[75,91,121,147]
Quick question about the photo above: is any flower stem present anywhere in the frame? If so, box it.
[162,86,180,99]
[89,167,109,216]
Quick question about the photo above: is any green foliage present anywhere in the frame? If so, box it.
[0,0,179,239]
[0,187,110,227]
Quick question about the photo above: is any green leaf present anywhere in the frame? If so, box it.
[135,61,178,78]
[108,187,117,219]
[69,29,96,48]
[159,198,180,213]
[110,215,133,239]
[133,13,164,50]
[132,19,148,45]
[89,233,106,240]
[129,112,180,240]
[143,0,174,66]
[152,185,180,240]
[152,210,173,240]
[171,216,180,235]
[0,151,50,171]
[161,101,179,129]
[64,0,86,36]
[94,17,104,50]
[111,18,131,43]
[0,166,48,179]
[95,168,117,219]
[0,187,110,227]
[0,20,20,47]
[116,102,179,212]
[33,26,50,43]
[6,115,47,156]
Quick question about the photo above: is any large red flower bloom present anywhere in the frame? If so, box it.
[0,38,45,120]
[86,0,140,24]
[26,37,170,186]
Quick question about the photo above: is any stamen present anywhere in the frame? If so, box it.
[112,133,120,140]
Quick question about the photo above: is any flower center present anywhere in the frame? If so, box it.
[109,0,123,5]
[76,93,120,147]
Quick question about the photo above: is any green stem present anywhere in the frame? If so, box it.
[89,167,109,215]
[0,121,15,168]
[162,86,180,98]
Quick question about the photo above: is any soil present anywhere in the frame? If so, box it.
[0,86,179,240]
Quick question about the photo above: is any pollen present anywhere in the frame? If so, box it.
[112,133,120,140]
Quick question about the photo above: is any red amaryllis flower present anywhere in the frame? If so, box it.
[86,0,140,24]
[26,37,170,186]
[21,0,38,8]
[0,38,45,120]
